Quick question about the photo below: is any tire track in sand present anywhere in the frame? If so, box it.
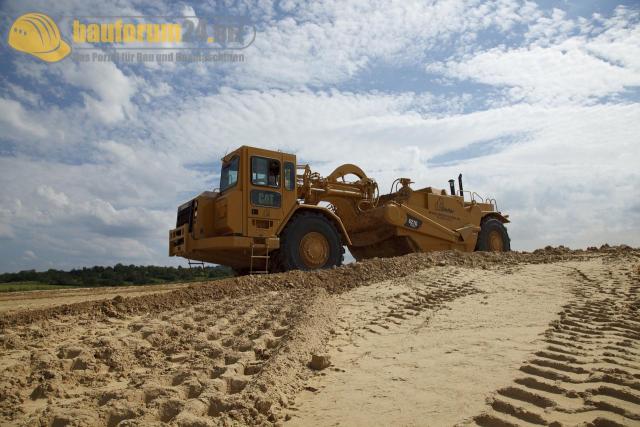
[473,260,640,427]
[289,263,573,426]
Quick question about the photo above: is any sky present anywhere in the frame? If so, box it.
[0,0,639,273]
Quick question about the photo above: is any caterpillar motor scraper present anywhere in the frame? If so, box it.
[169,146,510,274]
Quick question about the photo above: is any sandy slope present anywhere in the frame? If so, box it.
[0,247,638,426]
[290,263,575,426]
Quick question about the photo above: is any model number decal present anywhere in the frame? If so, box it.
[405,215,422,229]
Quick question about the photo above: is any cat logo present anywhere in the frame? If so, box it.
[8,13,71,62]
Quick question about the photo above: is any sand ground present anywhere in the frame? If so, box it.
[0,283,194,314]
[290,263,575,426]
[0,247,638,426]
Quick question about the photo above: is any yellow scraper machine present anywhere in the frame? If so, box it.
[169,146,510,274]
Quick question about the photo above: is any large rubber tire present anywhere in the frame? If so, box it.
[277,212,344,271]
[475,218,511,252]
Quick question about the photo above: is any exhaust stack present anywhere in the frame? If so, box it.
[448,179,455,196]
[458,174,464,197]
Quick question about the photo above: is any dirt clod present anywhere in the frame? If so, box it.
[309,353,331,370]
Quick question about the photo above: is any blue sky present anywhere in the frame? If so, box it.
[0,0,639,273]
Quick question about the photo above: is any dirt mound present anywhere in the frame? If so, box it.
[4,246,631,329]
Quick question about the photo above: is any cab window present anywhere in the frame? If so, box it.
[251,156,280,188]
[220,156,239,191]
[284,162,295,190]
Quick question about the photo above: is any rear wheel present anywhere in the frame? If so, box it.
[277,212,344,271]
[475,218,511,252]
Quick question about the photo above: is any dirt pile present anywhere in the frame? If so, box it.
[3,245,634,329]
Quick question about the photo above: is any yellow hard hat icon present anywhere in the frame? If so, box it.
[8,13,71,62]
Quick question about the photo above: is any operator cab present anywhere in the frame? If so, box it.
[216,146,297,239]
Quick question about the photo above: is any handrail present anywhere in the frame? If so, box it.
[462,190,484,203]
[461,191,499,211]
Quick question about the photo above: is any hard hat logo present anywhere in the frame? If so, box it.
[8,13,71,62]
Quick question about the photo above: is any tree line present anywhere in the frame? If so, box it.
[0,264,233,287]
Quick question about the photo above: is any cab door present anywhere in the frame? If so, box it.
[214,153,244,236]
[246,153,285,237]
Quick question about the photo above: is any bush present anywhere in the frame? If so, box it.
[0,264,232,287]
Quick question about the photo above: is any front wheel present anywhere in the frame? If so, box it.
[475,218,511,252]
[277,212,344,271]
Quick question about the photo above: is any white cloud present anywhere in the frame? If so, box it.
[0,152,192,270]
[58,61,139,124]
[0,98,47,138]
[4,82,42,106]
[524,7,577,44]
[36,186,70,208]
[181,5,196,16]
[31,183,168,237]
[427,43,640,103]
[584,9,640,72]
[1,0,145,19]
[228,0,532,88]
[426,5,640,105]
[428,44,640,104]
